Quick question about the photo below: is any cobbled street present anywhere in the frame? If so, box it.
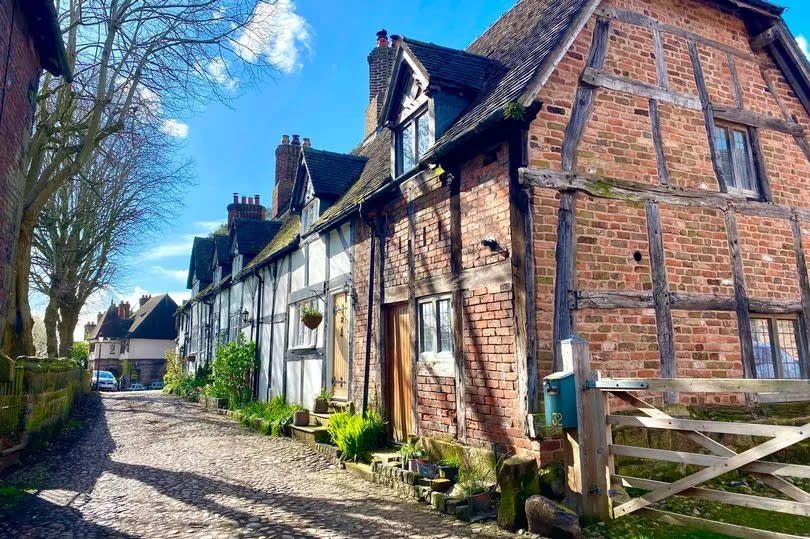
[1,392,515,538]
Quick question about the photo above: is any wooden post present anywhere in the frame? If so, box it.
[562,336,612,521]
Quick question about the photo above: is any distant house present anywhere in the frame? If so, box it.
[0,0,71,350]
[89,294,178,386]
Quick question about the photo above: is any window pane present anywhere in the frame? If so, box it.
[776,319,801,379]
[751,318,775,379]
[399,122,416,174]
[437,299,453,353]
[419,302,436,353]
[416,113,430,160]
[713,126,735,188]
[732,130,755,192]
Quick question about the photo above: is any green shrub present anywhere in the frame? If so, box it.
[211,335,255,409]
[326,409,385,462]
[231,396,301,436]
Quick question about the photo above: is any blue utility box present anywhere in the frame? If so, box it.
[543,371,577,429]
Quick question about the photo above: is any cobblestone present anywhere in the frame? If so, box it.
[1,392,516,538]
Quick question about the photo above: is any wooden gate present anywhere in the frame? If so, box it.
[562,337,810,539]
[0,354,25,435]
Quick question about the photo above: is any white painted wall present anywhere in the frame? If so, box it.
[308,236,326,285]
[123,339,175,360]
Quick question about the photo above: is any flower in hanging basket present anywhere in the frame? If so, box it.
[300,305,323,329]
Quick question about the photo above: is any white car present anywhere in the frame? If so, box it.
[92,371,117,391]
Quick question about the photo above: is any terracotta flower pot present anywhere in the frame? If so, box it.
[313,398,329,414]
[469,491,491,513]
[293,409,310,426]
[302,312,323,329]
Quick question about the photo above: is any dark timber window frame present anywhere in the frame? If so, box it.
[712,121,761,198]
[749,314,805,380]
[395,107,431,178]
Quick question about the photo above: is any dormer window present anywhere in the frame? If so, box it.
[301,199,319,230]
[396,109,431,177]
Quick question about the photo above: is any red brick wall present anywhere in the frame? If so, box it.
[0,1,42,348]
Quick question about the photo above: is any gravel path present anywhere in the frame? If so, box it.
[1,391,514,538]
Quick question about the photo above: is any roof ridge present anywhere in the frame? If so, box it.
[403,37,491,61]
[304,146,369,160]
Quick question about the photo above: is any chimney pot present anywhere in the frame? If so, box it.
[255,194,261,205]
[281,134,289,145]
[391,34,401,47]
[376,29,389,47]
[233,193,238,203]
[248,196,254,205]
[291,134,300,145]
[241,195,247,204]
[302,137,311,148]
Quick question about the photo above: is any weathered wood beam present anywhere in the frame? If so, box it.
[750,26,779,52]
[690,39,729,192]
[373,215,386,413]
[383,259,512,305]
[747,127,774,202]
[760,61,810,165]
[652,28,668,89]
[518,168,810,222]
[407,200,419,434]
[649,99,670,185]
[726,212,756,379]
[646,202,677,403]
[768,41,810,121]
[712,103,805,136]
[581,67,701,110]
[449,170,467,443]
[637,508,806,539]
[790,219,810,378]
[571,289,803,314]
[561,17,610,171]
[552,192,576,371]
[728,54,744,109]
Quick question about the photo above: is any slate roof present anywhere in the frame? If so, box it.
[232,218,281,257]
[91,294,178,340]
[187,237,214,289]
[22,1,73,80]
[402,38,493,90]
[240,214,301,276]
[212,234,232,268]
[427,0,593,154]
[301,147,368,200]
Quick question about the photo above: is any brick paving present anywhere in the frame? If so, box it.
[1,392,516,538]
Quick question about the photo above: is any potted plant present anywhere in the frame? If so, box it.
[301,305,323,329]
[398,438,424,472]
[438,453,461,482]
[459,460,494,513]
[293,409,309,426]
[314,387,331,414]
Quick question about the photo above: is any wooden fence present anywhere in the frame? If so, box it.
[0,354,25,435]
[561,337,810,539]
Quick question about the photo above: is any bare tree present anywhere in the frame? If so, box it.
[32,127,191,357]
[4,0,294,355]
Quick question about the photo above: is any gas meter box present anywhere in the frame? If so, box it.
[543,371,577,429]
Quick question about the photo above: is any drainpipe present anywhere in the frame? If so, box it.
[252,267,265,400]
[359,200,377,417]
[265,263,279,402]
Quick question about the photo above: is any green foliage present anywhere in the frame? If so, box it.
[327,409,385,462]
[162,350,184,392]
[300,304,322,318]
[232,396,301,436]
[211,336,256,409]
[70,342,89,369]
[441,453,462,468]
[398,438,424,462]
[458,455,493,497]
[317,387,332,402]
[503,101,526,121]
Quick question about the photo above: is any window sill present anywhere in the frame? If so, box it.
[416,357,455,378]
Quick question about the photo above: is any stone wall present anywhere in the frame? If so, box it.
[21,359,87,446]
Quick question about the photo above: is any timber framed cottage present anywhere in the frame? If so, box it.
[179,0,810,462]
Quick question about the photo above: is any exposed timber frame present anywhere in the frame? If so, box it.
[552,192,576,371]
[448,169,468,442]
[725,212,756,379]
[570,290,803,314]
[791,219,810,378]
[406,199,420,434]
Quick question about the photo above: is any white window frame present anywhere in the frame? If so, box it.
[301,198,319,230]
[290,299,319,349]
[418,295,454,361]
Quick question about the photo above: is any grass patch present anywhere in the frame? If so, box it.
[233,396,301,435]
[0,484,35,510]
[584,515,729,538]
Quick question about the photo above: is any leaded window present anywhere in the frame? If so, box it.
[396,110,431,177]
[418,296,453,359]
[713,123,758,197]
[750,316,802,379]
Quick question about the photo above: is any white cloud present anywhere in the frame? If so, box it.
[161,119,189,138]
[151,266,188,281]
[195,220,225,231]
[143,240,195,261]
[207,57,239,91]
[233,0,312,73]
[798,35,810,62]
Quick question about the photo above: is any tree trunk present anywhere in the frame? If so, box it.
[44,296,60,358]
[3,214,36,358]
[58,303,81,358]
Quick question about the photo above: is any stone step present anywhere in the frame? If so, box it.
[290,424,330,448]
[329,399,353,414]
[311,412,332,427]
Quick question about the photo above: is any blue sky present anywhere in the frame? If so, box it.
[60,0,810,334]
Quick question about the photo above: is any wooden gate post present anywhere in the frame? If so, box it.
[561,336,613,521]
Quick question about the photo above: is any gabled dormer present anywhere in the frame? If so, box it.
[230,218,281,278]
[187,236,214,294]
[211,234,232,284]
[291,146,367,233]
[380,38,493,178]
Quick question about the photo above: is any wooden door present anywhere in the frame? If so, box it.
[386,303,414,441]
[331,292,350,400]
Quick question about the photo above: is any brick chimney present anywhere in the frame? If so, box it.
[271,134,303,219]
[139,295,151,307]
[84,321,97,340]
[118,301,131,319]
[227,192,267,228]
[366,29,395,137]
[96,312,103,324]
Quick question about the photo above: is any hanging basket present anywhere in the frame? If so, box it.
[301,311,323,330]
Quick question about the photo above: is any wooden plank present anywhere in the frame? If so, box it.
[571,289,803,314]
[648,100,669,185]
[645,202,676,403]
[613,422,810,516]
[728,54,744,109]
[612,391,810,503]
[518,168,810,223]
[373,216,385,412]
[607,415,808,437]
[615,475,810,517]
[383,259,513,305]
[449,170,467,443]
[750,26,779,52]
[791,218,810,379]
[561,17,610,172]
[552,192,576,370]
[637,508,807,539]
[652,28,668,89]
[689,39,728,192]
[725,212,756,379]
[610,445,810,480]
[712,104,805,136]
[407,200,419,435]
[747,126,774,202]
[580,67,701,111]
[604,377,810,396]
[563,338,612,520]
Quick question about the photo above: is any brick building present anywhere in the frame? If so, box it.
[0,0,70,350]
[180,0,810,463]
